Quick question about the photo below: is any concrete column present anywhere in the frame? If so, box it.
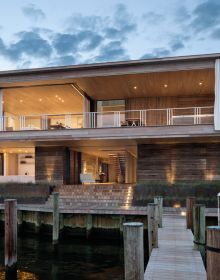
[123,222,144,280]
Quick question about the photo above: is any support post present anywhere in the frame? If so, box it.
[186,197,195,231]
[86,214,93,239]
[52,192,59,245]
[147,203,158,256]
[4,199,17,278]
[123,222,144,280]
[34,212,41,234]
[154,196,163,228]
[17,210,23,233]
[193,204,206,260]
[207,226,220,280]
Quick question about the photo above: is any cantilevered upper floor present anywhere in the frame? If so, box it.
[0,53,220,142]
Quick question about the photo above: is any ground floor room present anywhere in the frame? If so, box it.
[0,140,220,184]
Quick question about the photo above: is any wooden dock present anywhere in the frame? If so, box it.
[144,215,207,280]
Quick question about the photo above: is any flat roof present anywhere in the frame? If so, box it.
[0,53,219,76]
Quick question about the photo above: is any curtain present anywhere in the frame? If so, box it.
[215,59,220,130]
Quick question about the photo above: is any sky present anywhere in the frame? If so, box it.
[0,0,219,70]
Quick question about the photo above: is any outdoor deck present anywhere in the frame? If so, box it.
[144,215,206,280]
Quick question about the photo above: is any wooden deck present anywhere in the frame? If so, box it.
[144,215,207,280]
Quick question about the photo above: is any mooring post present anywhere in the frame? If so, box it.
[34,212,41,234]
[4,199,17,279]
[123,222,144,280]
[186,197,195,231]
[193,204,206,259]
[17,210,23,233]
[207,226,220,280]
[86,214,93,239]
[52,192,59,245]
[154,196,163,228]
[147,203,158,256]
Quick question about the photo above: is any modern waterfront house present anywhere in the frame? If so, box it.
[0,53,220,186]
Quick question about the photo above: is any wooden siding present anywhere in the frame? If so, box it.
[126,96,214,125]
[35,146,69,184]
[137,143,220,181]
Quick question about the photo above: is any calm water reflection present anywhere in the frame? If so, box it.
[0,236,124,280]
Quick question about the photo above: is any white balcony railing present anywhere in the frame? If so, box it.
[0,106,214,132]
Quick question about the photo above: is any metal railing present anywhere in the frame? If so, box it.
[0,106,214,132]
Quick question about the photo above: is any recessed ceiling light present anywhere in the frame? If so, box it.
[199,82,203,86]
[20,99,23,103]
[55,95,58,98]
[62,100,64,103]
[164,84,168,88]
[39,98,42,102]
[58,97,61,100]
[25,150,28,153]
[133,86,137,90]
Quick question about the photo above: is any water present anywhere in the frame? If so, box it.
[0,235,124,280]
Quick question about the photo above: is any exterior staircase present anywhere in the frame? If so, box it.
[45,184,135,210]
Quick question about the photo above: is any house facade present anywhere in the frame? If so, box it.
[0,53,220,185]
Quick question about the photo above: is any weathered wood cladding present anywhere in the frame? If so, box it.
[35,146,69,184]
[126,96,214,125]
[137,143,220,181]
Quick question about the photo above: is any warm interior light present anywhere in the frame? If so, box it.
[55,95,58,98]
[173,203,181,208]
[39,98,42,102]
[133,86,137,90]
[164,84,168,88]
[62,100,64,103]
[20,99,23,103]
[1,101,4,104]
[181,211,186,216]
[199,82,203,86]
[58,97,61,100]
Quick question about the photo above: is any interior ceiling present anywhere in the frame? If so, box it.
[1,69,215,115]
[74,69,215,99]
[3,84,83,115]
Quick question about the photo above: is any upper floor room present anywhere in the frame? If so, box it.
[0,53,219,138]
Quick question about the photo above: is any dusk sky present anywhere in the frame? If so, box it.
[0,0,220,70]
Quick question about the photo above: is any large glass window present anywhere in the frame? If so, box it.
[96,100,125,127]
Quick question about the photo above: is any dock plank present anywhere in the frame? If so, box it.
[144,215,206,280]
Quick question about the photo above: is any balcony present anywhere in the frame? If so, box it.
[0,106,214,132]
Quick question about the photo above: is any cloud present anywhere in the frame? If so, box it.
[142,12,165,25]
[211,28,220,39]
[22,3,46,22]
[93,41,129,62]
[190,0,220,33]
[141,47,171,59]
[48,55,76,67]
[0,31,52,61]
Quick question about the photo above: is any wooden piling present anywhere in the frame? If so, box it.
[207,226,220,280]
[52,192,59,245]
[86,214,93,239]
[186,197,195,230]
[4,199,17,278]
[123,222,144,280]
[193,204,206,259]
[147,203,158,256]
[34,212,41,234]
[154,196,163,228]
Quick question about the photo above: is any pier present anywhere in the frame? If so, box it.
[144,215,206,280]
